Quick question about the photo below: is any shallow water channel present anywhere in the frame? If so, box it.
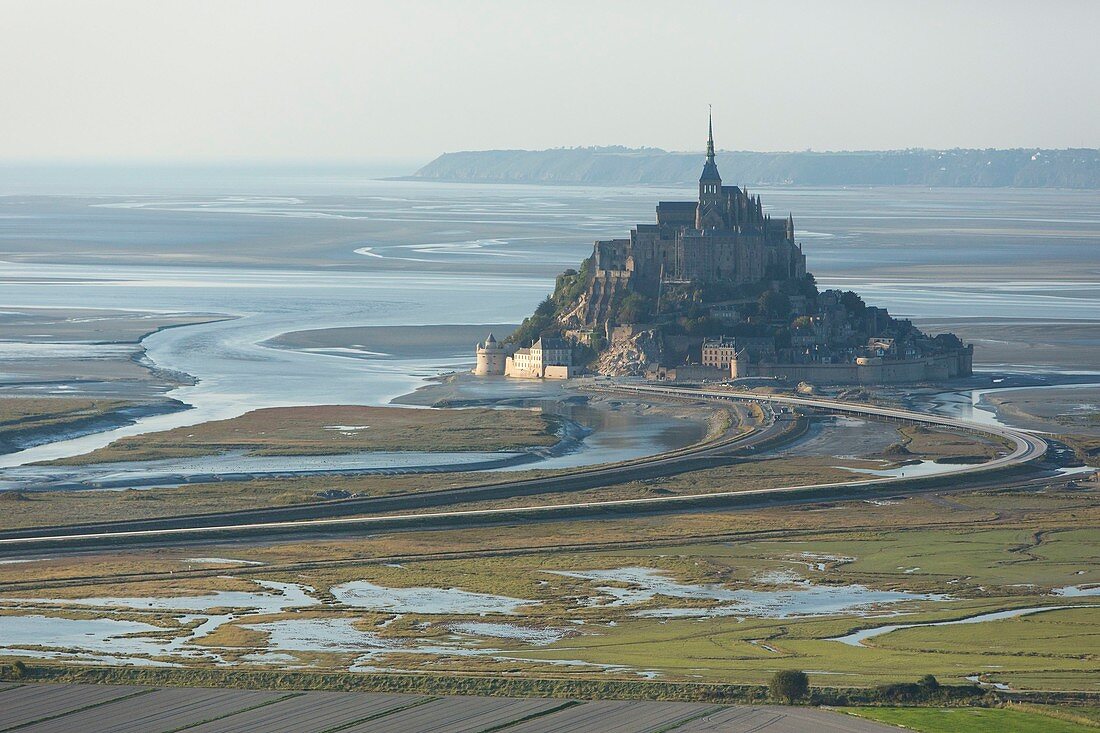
[0,568,963,671]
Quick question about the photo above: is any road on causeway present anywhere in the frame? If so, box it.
[0,384,1048,555]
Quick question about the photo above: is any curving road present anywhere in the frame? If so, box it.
[0,385,1048,553]
[619,384,1048,476]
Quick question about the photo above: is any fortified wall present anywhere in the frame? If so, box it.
[730,346,973,385]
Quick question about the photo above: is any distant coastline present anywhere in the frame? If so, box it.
[404,146,1100,188]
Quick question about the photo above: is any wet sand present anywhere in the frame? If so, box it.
[0,307,228,400]
[396,371,721,470]
[265,325,722,470]
[0,307,223,344]
[0,184,1095,471]
[268,323,518,360]
[0,308,233,455]
[914,317,1100,371]
[983,386,1100,437]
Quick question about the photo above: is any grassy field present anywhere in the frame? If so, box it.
[1,484,1095,691]
[0,470,500,529]
[0,397,132,447]
[884,425,1002,461]
[43,405,559,465]
[0,450,970,530]
[844,706,1098,732]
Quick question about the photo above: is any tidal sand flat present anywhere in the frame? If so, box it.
[914,317,1100,371]
[0,308,233,455]
[0,307,224,344]
[1,185,1096,470]
[981,385,1100,437]
[0,307,228,400]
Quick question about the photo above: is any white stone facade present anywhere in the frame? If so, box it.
[504,336,573,379]
[474,333,507,375]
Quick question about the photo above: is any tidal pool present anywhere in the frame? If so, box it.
[0,615,169,658]
[829,604,1095,647]
[330,580,537,615]
[1,580,318,613]
[837,459,965,479]
[1053,584,1100,597]
[243,617,599,673]
[0,580,319,666]
[549,567,945,619]
[244,617,403,657]
[448,621,573,645]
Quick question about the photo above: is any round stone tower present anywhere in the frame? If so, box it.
[474,333,506,375]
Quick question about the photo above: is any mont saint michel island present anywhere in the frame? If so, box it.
[1,4,1098,732]
[476,116,973,387]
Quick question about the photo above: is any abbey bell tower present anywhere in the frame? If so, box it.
[696,108,725,229]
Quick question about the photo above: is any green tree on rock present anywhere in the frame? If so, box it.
[616,292,653,324]
[769,670,809,703]
[758,290,791,319]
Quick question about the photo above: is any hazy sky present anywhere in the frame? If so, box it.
[3,0,1098,162]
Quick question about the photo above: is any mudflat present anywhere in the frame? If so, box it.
[914,317,1100,371]
[983,386,1100,437]
[0,307,229,401]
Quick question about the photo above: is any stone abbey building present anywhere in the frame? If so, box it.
[478,114,972,385]
[586,114,806,324]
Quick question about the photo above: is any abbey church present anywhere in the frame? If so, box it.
[587,113,806,323]
[482,114,973,385]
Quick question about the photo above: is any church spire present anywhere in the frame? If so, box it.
[696,107,723,228]
[706,104,715,163]
[698,106,721,186]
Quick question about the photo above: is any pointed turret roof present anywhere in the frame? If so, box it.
[699,106,721,182]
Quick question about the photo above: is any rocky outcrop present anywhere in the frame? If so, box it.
[595,326,664,376]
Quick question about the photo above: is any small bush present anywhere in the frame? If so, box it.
[769,670,809,703]
[918,674,940,691]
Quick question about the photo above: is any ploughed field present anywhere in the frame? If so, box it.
[0,684,908,733]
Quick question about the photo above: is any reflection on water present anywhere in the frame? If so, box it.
[927,379,1100,431]
[331,580,536,615]
[502,401,708,470]
[0,449,531,492]
[830,604,1093,647]
[548,567,944,619]
[838,459,964,479]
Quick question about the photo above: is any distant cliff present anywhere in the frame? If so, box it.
[409,147,1100,188]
